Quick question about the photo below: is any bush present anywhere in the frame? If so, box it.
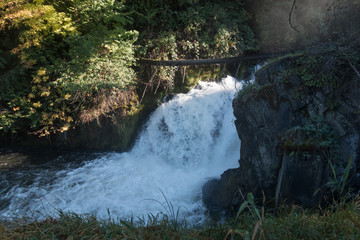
[0,0,258,137]
[0,0,138,136]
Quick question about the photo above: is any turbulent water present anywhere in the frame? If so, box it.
[0,76,242,224]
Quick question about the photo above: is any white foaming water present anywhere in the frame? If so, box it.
[1,76,242,224]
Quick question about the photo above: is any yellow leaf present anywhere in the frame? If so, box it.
[28,93,35,98]
[33,101,42,108]
[33,77,41,84]
[61,124,70,132]
[37,68,46,76]
[64,94,71,100]
[41,91,50,97]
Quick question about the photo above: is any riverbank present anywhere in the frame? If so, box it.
[1,197,359,239]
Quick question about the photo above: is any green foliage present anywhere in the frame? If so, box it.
[282,116,337,152]
[236,193,262,222]
[281,116,355,198]
[57,30,138,93]
[133,0,257,96]
[0,0,139,136]
[0,1,77,67]
[296,55,337,88]
[137,0,257,60]
[1,197,359,239]
[227,193,360,240]
[295,35,360,89]
[225,192,268,240]
[327,153,354,196]
[0,0,258,137]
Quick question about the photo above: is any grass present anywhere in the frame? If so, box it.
[0,211,227,240]
[1,196,360,240]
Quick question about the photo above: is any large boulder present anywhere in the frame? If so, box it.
[203,55,360,217]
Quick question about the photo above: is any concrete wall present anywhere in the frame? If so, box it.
[244,0,360,52]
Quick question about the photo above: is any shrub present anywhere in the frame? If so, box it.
[0,0,138,136]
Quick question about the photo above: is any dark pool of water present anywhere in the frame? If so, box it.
[0,148,103,213]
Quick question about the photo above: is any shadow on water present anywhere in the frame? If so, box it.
[0,147,101,169]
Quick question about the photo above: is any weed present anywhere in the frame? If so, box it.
[281,116,337,154]
[325,153,354,196]
[1,197,360,239]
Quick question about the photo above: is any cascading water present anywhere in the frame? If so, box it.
[0,76,242,224]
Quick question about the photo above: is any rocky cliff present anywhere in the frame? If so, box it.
[203,45,360,218]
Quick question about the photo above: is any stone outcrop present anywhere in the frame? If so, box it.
[203,56,360,217]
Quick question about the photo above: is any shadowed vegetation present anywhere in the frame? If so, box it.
[0,0,257,140]
[0,196,359,239]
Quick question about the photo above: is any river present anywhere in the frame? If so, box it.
[0,76,242,225]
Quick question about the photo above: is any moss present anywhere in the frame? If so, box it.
[281,116,337,155]
[294,36,360,90]
[235,82,279,110]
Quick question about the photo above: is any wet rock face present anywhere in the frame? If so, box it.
[203,57,360,217]
[202,168,243,220]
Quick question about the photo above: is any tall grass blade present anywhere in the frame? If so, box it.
[340,153,354,194]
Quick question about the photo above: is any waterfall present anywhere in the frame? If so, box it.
[0,76,242,224]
